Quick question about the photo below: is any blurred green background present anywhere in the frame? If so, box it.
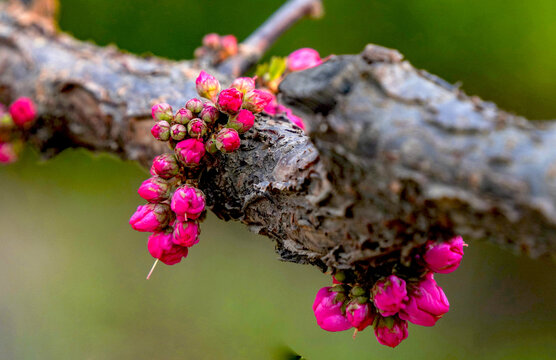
[1,0,556,359]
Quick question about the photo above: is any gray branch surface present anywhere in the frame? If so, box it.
[0,9,554,273]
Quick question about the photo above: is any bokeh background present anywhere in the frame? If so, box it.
[1,0,556,359]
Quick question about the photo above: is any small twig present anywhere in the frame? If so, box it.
[218,0,323,77]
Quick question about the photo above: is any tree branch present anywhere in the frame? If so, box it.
[0,7,553,275]
[217,0,323,77]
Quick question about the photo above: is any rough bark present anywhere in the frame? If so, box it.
[0,8,554,274]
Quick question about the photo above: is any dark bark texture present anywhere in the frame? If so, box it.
[0,8,554,274]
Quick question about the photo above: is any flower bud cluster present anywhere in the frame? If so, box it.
[194,33,238,65]
[312,236,467,348]
[193,30,326,131]
[0,97,37,164]
[131,71,272,269]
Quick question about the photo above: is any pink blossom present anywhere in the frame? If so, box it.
[171,185,206,220]
[287,48,322,72]
[0,142,18,164]
[137,177,170,203]
[231,77,256,94]
[215,128,240,153]
[243,89,273,114]
[196,71,221,103]
[217,87,244,115]
[173,220,200,247]
[371,275,408,317]
[200,104,220,124]
[262,95,306,130]
[221,35,238,56]
[373,316,408,348]
[175,138,205,166]
[9,97,36,127]
[227,109,254,134]
[148,231,188,265]
[312,287,352,332]
[150,153,179,179]
[151,103,173,122]
[129,203,172,232]
[346,301,375,331]
[151,121,170,141]
[187,118,208,138]
[202,33,220,49]
[399,273,450,327]
[185,98,204,114]
[262,94,280,115]
[424,236,467,274]
[174,108,194,125]
[285,109,306,130]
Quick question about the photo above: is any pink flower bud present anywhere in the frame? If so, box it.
[171,185,206,220]
[175,138,205,166]
[243,89,273,114]
[346,301,375,331]
[187,118,208,138]
[174,108,194,125]
[371,275,408,317]
[0,142,18,164]
[196,71,221,103]
[202,33,220,49]
[172,220,200,247]
[220,35,238,57]
[151,103,173,122]
[9,97,36,127]
[399,273,450,327]
[129,203,172,232]
[231,77,256,94]
[151,121,170,141]
[373,316,408,348]
[215,128,240,153]
[185,98,204,114]
[424,236,467,274]
[312,287,352,332]
[170,124,187,141]
[137,177,170,203]
[287,48,322,72]
[148,231,188,265]
[150,153,179,179]
[205,135,218,154]
[227,109,254,134]
[200,104,220,124]
[217,87,243,115]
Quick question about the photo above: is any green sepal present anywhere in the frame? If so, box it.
[330,284,345,292]
[255,63,269,80]
[268,56,287,81]
[334,271,346,283]
[350,286,366,297]
[355,296,368,304]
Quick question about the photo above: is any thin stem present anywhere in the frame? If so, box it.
[218,0,323,77]
[146,259,159,280]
